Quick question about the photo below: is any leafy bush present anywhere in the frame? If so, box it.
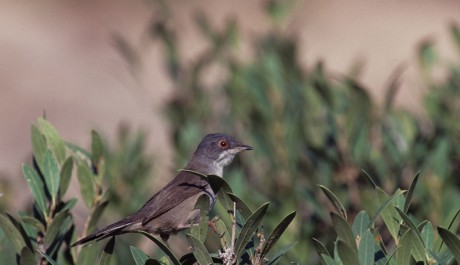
[0,119,296,264]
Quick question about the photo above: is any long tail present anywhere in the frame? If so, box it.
[71,220,132,247]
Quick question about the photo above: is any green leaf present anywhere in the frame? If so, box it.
[358,229,375,265]
[235,202,269,257]
[38,118,66,163]
[136,231,180,265]
[21,164,47,217]
[191,194,209,243]
[37,249,59,265]
[62,198,78,212]
[31,124,46,170]
[438,227,460,263]
[186,234,213,265]
[207,174,234,211]
[420,221,434,251]
[312,238,331,257]
[77,162,95,207]
[228,193,253,221]
[261,211,296,259]
[337,240,359,265]
[396,228,426,263]
[330,212,357,252]
[99,237,115,265]
[266,242,296,265]
[371,188,404,240]
[19,247,36,265]
[318,185,347,220]
[43,150,61,205]
[361,170,377,189]
[44,210,69,245]
[20,216,45,233]
[404,171,420,213]
[395,207,425,253]
[131,245,150,265]
[352,210,370,236]
[320,254,339,265]
[0,213,28,253]
[91,130,104,167]
[65,142,92,159]
[59,157,74,196]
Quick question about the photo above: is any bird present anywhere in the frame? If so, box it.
[72,133,252,246]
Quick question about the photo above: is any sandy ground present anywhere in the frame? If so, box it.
[1,0,459,211]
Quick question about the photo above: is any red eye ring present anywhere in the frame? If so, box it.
[218,140,228,148]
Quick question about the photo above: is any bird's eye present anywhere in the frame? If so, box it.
[218,140,228,148]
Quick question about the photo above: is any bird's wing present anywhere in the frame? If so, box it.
[138,171,211,225]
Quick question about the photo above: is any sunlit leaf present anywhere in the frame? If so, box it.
[319,185,347,220]
[186,234,213,265]
[77,162,95,208]
[22,164,47,217]
[352,210,370,236]
[38,118,66,163]
[43,150,60,205]
[358,229,375,265]
[331,212,357,252]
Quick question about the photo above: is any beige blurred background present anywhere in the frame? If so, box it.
[1,0,459,210]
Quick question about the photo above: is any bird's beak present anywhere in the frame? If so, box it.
[237,144,253,151]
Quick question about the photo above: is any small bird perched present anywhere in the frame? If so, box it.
[72,133,252,246]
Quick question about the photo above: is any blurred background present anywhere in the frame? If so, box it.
[1,0,460,263]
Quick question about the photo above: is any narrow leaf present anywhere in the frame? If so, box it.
[43,150,60,204]
[37,249,59,265]
[22,164,47,217]
[370,188,405,240]
[62,198,78,211]
[318,185,347,220]
[191,194,209,243]
[91,130,104,167]
[395,207,425,250]
[99,237,115,265]
[19,247,36,265]
[31,124,46,170]
[420,221,434,251]
[186,234,213,265]
[65,142,92,159]
[44,211,69,245]
[20,216,45,233]
[312,238,331,257]
[59,157,74,196]
[77,162,95,207]
[38,118,66,163]
[331,212,357,252]
[396,228,425,263]
[136,231,180,265]
[337,240,359,265]
[261,211,296,258]
[404,171,420,213]
[235,202,269,257]
[207,174,234,211]
[0,213,27,253]
[358,229,375,265]
[352,210,370,236]
[438,227,460,263]
[214,218,231,248]
[361,170,377,189]
[228,193,253,220]
[266,242,296,265]
[130,245,150,265]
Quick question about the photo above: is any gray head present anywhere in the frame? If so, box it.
[185,133,253,176]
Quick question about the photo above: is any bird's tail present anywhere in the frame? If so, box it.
[71,220,131,247]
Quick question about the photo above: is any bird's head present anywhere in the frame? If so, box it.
[187,133,253,176]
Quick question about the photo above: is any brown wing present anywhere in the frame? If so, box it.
[137,170,212,226]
